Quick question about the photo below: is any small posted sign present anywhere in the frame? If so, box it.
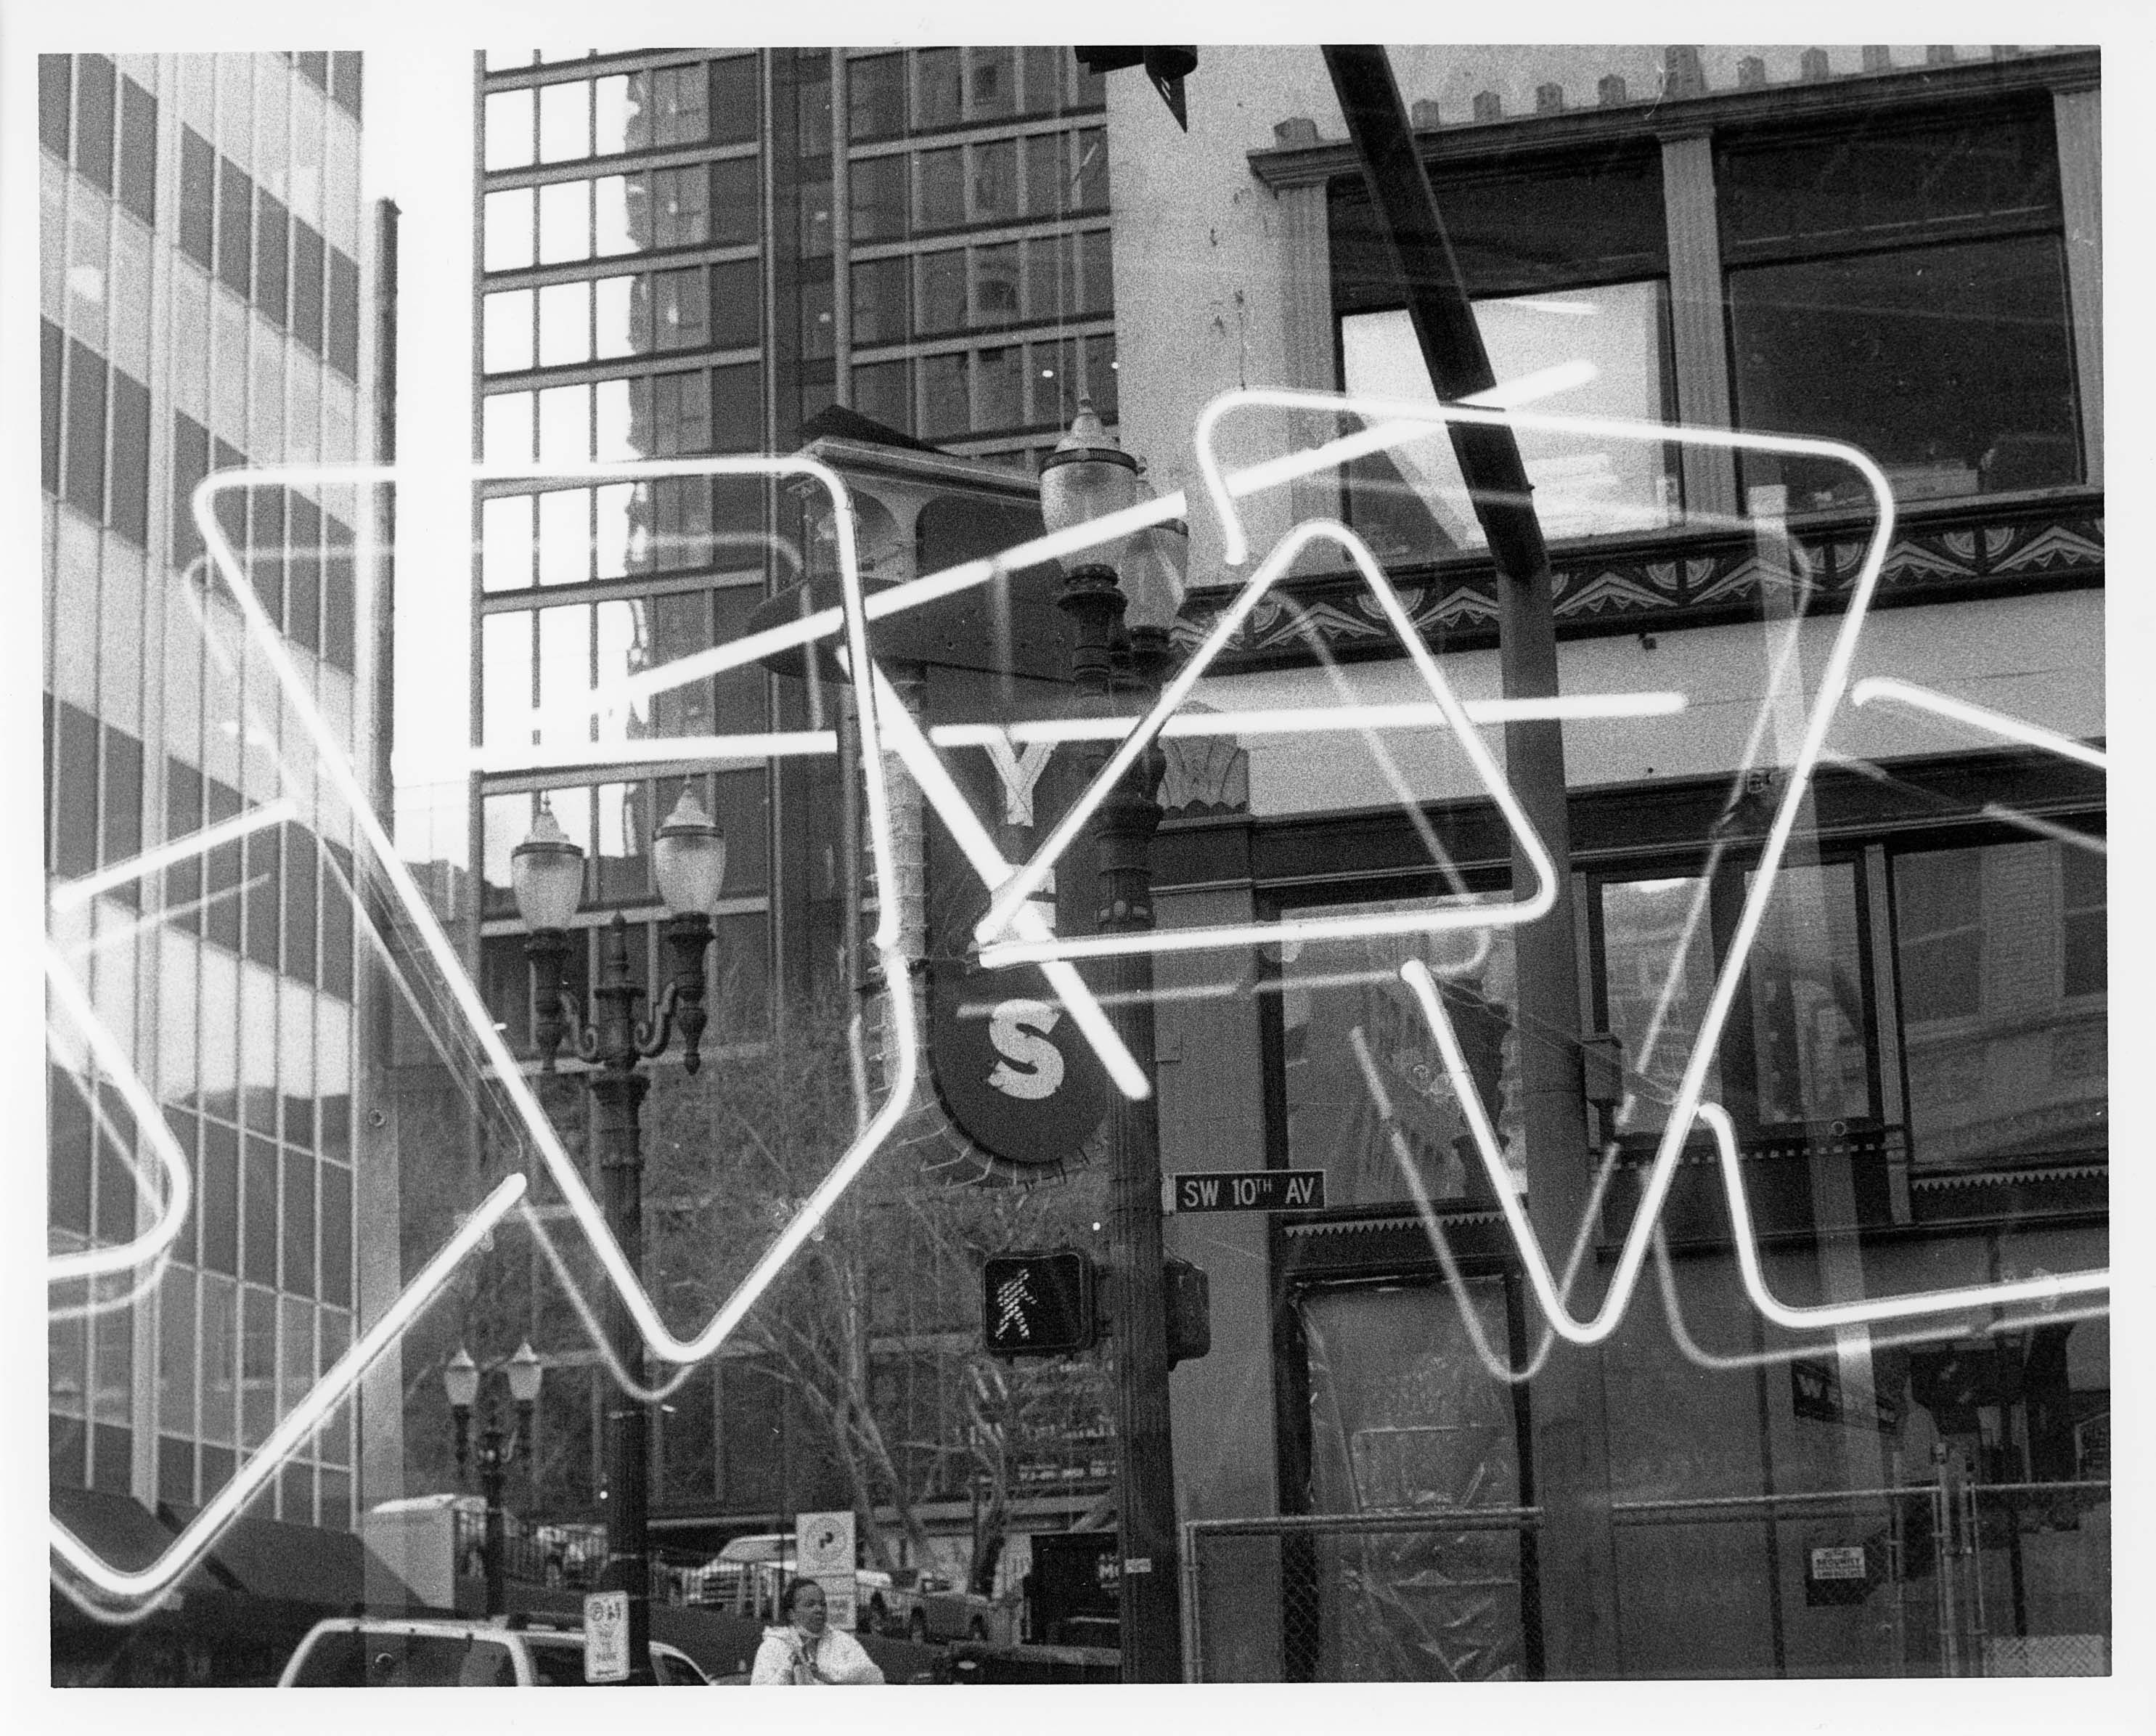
[584,1590,629,1682]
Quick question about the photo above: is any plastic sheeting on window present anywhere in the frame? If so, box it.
[1299,1280,1526,1680]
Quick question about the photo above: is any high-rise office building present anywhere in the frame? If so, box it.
[467,46,1123,1547]
[42,52,391,1546]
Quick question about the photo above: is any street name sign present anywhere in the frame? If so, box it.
[1169,1170,1326,1213]
[584,1590,629,1682]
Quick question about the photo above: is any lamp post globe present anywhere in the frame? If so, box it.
[506,1340,544,1407]
[443,1345,480,1412]
[510,802,586,934]
[653,787,727,916]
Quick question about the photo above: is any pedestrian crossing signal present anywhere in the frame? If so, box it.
[983,1250,1095,1356]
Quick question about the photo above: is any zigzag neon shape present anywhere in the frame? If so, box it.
[46,456,917,1608]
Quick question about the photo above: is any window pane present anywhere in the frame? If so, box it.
[200,1273,237,1444]
[1744,861,1871,1127]
[1895,841,2106,1172]
[974,243,1021,327]
[853,359,910,436]
[1334,147,1667,310]
[977,346,1023,431]
[652,165,711,249]
[1281,895,1524,1206]
[1599,879,1721,1135]
[1072,127,1108,211]
[1728,235,2081,508]
[484,88,534,170]
[118,76,157,224]
[849,54,905,141]
[1341,285,1674,557]
[1021,47,1064,116]
[917,148,964,230]
[914,49,960,129]
[709,59,752,145]
[483,290,534,373]
[800,279,834,359]
[179,126,216,268]
[592,74,632,154]
[711,156,759,246]
[1078,229,1113,316]
[75,54,114,192]
[1720,112,2061,256]
[852,255,908,346]
[916,249,965,335]
[538,78,592,163]
[653,266,709,351]
[971,139,1018,223]
[918,351,969,440]
[537,178,591,264]
[967,48,1014,121]
[537,279,592,366]
[851,155,907,243]
[2062,845,2107,999]
[799,178,833,259]
[709,258,759,349]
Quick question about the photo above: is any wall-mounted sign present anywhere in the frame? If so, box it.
[928,959,1109,1168]
[1168,1170,1326,1213]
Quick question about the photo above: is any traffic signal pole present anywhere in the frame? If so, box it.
[1058,560,1183,1683]
[1322,46,1621,1679]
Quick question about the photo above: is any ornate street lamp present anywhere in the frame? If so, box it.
[444,1343,544,1616]
[509,788,725,1682]
[1036,400,1185,1683]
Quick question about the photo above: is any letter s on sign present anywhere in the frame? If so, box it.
[987,998,1064,1101]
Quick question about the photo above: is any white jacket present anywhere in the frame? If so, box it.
[750,1623,886,1685]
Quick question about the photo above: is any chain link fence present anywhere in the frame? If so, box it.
[1183,1507,1542,1681]
[1963,1481,2110,1676]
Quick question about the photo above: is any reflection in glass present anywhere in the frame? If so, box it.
[1599,876,1720,1134]
[1282,896,1524,1207]
[1341,285,1673,557]
[1744,861,1871,1126]
[1894,841,2107,1170]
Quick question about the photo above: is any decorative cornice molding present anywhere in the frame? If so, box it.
[1249,48,2102,190]
[1175,490,2104,675]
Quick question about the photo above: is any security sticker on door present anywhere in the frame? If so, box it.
[1809,1545,1866,1581]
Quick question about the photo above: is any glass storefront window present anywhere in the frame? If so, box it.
[1743,860,1874,1128]
[1598,876,1722,1136]
[1894,840,2106,1170]
[1280,894,1524,1209]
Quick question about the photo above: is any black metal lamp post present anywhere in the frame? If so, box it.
[1037,401,1189,1682]
[445,1341,544,1616]
[510,788,727,1682]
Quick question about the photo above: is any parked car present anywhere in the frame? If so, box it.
[277,1615,713,1687]
[690,1533,795,1611]
[878,1572,1018,1647]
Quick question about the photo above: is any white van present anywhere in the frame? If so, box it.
[277,1615,714,1687]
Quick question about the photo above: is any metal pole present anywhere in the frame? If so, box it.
[587,916,656,1682]
[482,1414,507,1617]
[1058,564,1183,1683]
[1322,46,1618,1680]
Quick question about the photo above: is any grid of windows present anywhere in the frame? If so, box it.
[45,52,372,1533]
